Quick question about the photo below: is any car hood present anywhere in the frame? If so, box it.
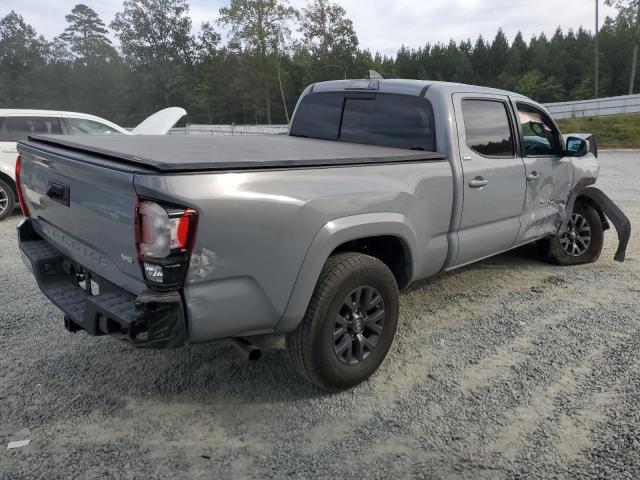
[130,107,186,135]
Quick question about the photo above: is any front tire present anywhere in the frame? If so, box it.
[286,252,399,391]
[0,179,16,221]
[546,203,604,265]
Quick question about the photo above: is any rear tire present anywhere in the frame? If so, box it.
[546,203,604,265]
[0,179,16,221]
[286,252,399,391]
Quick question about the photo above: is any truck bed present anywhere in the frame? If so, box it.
[25,134,446,173]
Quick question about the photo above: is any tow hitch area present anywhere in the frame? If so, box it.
[563,187,631,262]
[18,219,187,349]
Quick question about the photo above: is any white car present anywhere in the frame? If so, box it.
[0,107,186,220]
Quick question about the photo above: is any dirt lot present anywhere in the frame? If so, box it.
[1,151,638,479]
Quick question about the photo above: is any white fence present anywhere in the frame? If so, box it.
[544,94,640,119]
[170,124,288,136]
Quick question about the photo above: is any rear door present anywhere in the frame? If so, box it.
[452,94,527,266]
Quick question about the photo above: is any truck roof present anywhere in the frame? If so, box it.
[310,78,533,102]
[20,135,445,173]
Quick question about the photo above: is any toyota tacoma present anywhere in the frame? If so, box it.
[15,78,630,390]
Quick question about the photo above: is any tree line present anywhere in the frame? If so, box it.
[0,0,639,127]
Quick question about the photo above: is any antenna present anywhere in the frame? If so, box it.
[595,0,599,98]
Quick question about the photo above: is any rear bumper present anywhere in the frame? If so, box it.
[18,218,186,348]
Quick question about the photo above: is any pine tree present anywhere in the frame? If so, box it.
[218,0,298,123]
[111,0,195,110]
[606,0,640,93]
[60,4,116,64]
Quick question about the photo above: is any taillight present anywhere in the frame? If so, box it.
[15,155,30,218]
[134,199,198,288]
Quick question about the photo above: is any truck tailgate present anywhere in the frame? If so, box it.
[18,142,145,294]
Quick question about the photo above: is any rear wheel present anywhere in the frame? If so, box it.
[0,179,16,221]
[286,252,399,391]
[546,203,604,265]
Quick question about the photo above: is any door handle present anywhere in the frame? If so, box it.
[468,177,489,189]
[527,171,540,182]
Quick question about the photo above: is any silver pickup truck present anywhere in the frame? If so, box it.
[15,79,630,390]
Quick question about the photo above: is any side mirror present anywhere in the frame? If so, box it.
[566,137,588,157]
[563,134,598,158]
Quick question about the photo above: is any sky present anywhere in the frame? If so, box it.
[1,0,618,57]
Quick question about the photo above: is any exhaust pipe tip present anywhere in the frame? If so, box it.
[229,337,262,362]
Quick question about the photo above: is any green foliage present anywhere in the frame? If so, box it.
[60,4,117,63]
[0,11,46,70]
[218,0,299,123]
[110,0,195,112]
[1,2,640,126]
[300,0,358,57]
[557,114,640,148]
[515,71,565,103]
[0,11,48,105]
[111,0,194,67]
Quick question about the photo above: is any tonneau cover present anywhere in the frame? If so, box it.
[25,134,446,173]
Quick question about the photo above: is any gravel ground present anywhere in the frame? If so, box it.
[1,151,638,479]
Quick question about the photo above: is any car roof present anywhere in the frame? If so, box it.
[0,109,128,133]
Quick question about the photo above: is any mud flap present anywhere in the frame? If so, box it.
[562,187,631,262]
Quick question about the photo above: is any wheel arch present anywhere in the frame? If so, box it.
[276,213,418,333]
[330,235,413,290]
[575,193,609,231]
[564,186,631,262]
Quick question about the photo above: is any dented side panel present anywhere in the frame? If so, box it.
[517,155,574,245]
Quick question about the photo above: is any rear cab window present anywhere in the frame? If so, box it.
[290,92,436,151]
[0,116,63,142]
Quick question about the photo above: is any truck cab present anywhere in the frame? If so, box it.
[289,79,601,268]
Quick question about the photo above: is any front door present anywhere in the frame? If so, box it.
[513,102,574,244]
[453,94,527,266]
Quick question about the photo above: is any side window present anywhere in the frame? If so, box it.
[3,116,63,141]
[517,104,560,156]
[67,118,121,135]
[461,99,514,158]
